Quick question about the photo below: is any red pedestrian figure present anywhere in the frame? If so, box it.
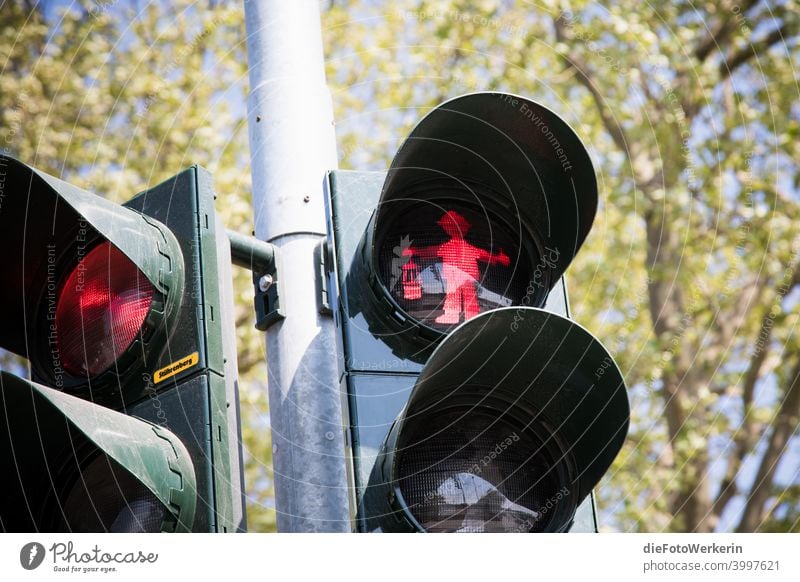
[403,210,510,324]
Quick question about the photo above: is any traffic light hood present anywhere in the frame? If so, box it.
[373,92,597,296]
[366,307,629,532]
[0,155,184,387]
[0,372,196,532]
[406,307,629,502]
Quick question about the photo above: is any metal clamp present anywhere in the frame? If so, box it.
[316,239,333,316]
[226,229,284,330]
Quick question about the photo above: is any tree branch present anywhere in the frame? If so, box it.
[711,313,773,520]
[720,23,792,81]
[712,274,766,352]
[643,208,691,439]
[736,354,800,531]
[552,15,633,157]
[712,265,800,522]
[694,0,760,64]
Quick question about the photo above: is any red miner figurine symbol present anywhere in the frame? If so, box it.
[403,210,510,324]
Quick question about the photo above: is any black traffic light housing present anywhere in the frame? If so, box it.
[324,92,629,532]
[362,308,628,532]
[0,155,245,532]
[362,92,596,346]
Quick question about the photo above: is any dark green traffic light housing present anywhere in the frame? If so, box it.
[0,373,196,532]
[324,92,629,533]
[0,155,184,405]
[0,154,245,532]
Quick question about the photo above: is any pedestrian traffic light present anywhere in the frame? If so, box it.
[0,154,245,532]
[324,92,629,532]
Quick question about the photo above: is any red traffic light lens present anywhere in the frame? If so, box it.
[377,203,535,331]
[56,242,154,377]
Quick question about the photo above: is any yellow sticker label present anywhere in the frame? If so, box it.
[153,352,199,384]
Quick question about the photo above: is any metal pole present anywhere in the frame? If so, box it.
[243,0,350,531]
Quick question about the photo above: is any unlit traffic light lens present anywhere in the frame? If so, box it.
[56,241,154,377]
[61,453,166,532]
[396,408,570,532]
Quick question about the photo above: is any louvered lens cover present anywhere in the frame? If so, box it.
[396,409,563,532]
[56,241,154,377]
[60,453,166,532]
[376,203,534,332]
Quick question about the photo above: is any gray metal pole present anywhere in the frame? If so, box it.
[243,0,350,532]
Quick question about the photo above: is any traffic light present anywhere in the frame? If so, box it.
[0,154,245,532]
[324,92,629,532]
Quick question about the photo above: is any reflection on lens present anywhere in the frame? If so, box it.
[396,409,564,532]
[425,471,541,532]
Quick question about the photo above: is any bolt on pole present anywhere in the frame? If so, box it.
[243,0,350,532]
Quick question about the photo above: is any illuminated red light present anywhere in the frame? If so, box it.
[400,210,511,325]
[55,242,154,377]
